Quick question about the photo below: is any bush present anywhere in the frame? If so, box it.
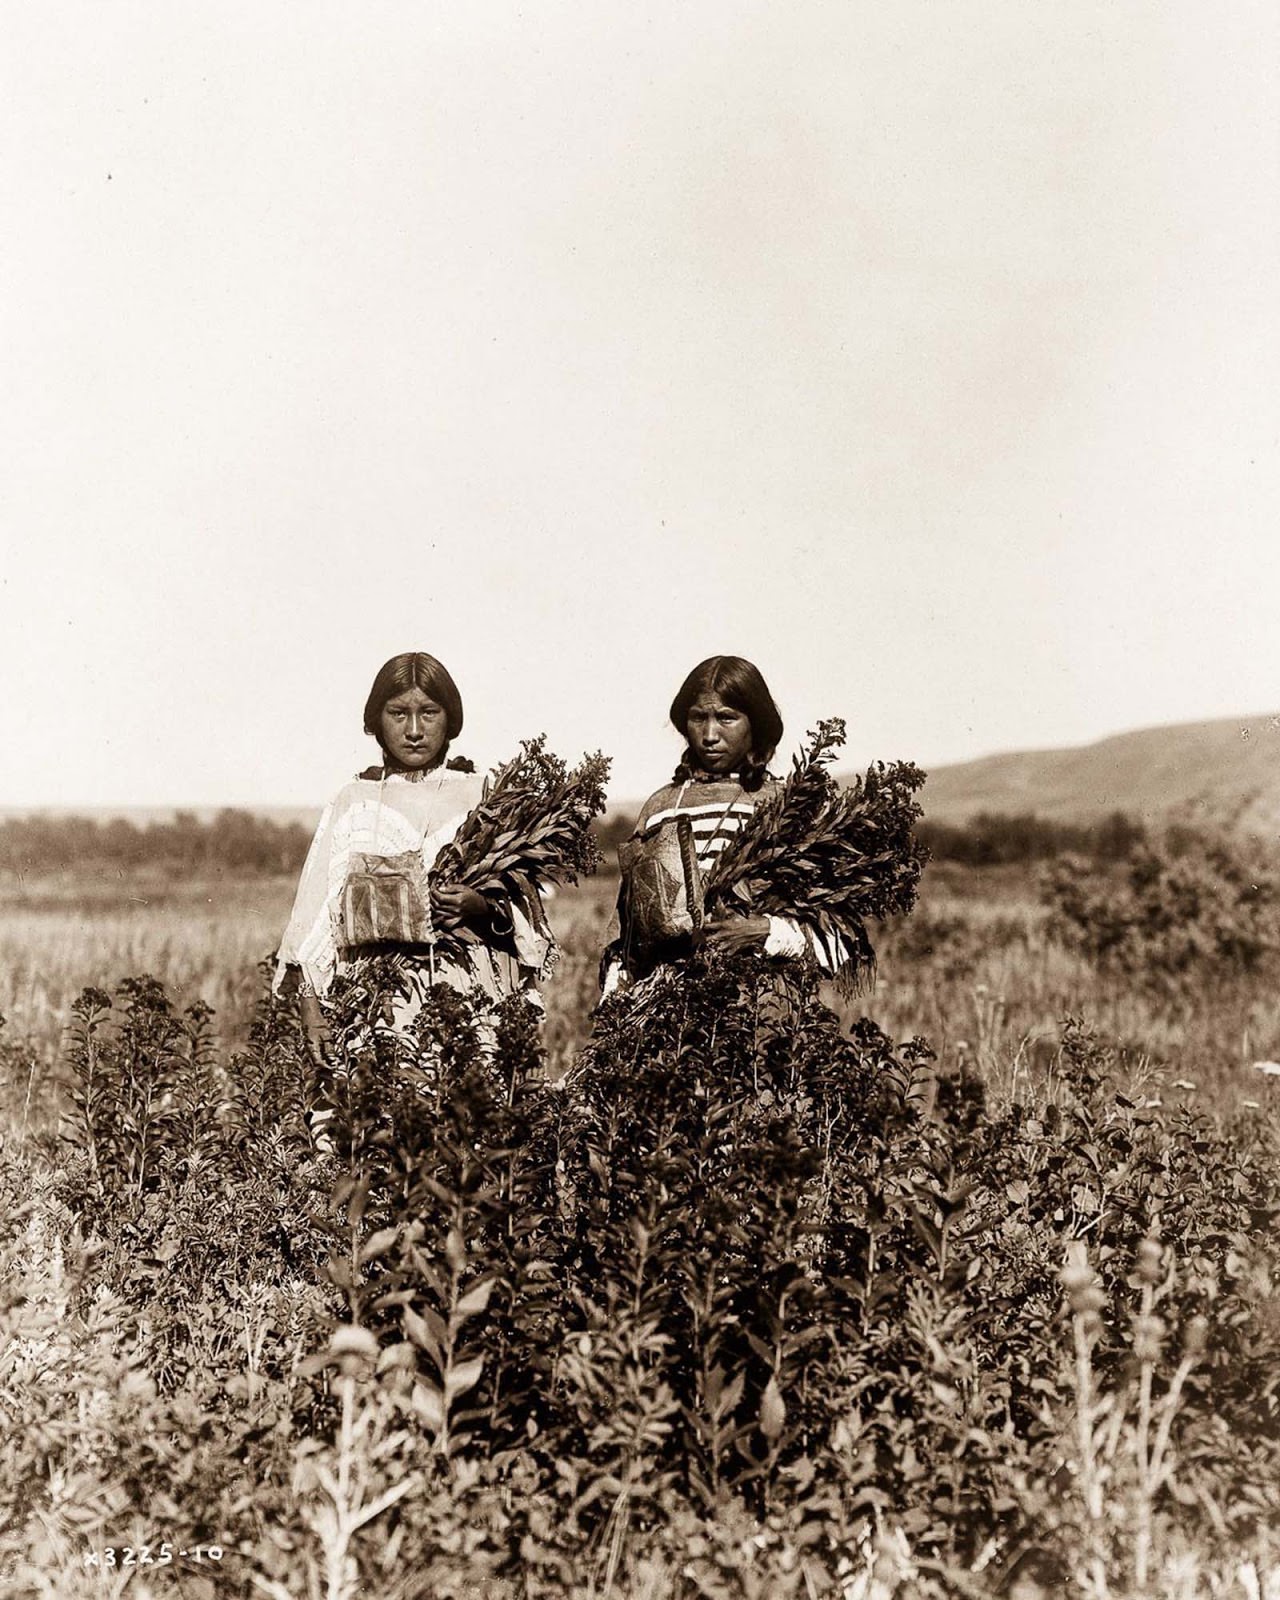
[3,950,1278,1595]
[919,811,1146,868]
[0,808,313,880]
[280,958,1280,1593]
[1041,832,1280,995]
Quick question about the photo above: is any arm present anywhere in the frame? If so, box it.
[274,798,343,998]
[702,915,772,953]
[701,913,848,969]
[433,874,557,979]
[298,987,332,1066]
[431,883,493,924]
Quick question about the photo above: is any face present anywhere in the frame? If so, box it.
[685,692,754,776]
[379,686,449,770]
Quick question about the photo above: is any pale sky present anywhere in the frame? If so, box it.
[2,2,1277,808]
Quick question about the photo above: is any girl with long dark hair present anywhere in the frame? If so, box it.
[602,655,841,993]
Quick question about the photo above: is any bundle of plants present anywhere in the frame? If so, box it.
[701,717,927,989]
[428,736,611,971]
[574,947,918,1161]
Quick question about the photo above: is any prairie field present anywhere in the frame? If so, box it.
[1,844,1278,1599]
[7,863,1277,1121]
[0,875,295,1073]
[0,871,615,1095]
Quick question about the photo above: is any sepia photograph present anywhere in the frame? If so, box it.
[1,4,1278,1596]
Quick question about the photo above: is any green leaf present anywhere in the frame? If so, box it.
[412,1380,445,1432]
[358,1226,399,1266]
[445,1354,484,1403]
[403,1305,444,1363]
[376,1342,417,1375]
[759,1376,786,1442]
[455,1276,497,1321]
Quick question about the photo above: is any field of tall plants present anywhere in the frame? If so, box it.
[1,825,1278,1599]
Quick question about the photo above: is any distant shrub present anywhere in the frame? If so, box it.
[1042,830,1280,993]
[919,810,1146,867]
[0,808,313,879]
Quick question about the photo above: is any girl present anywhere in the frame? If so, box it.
[602,655,843,994]
[276,652,552,1069]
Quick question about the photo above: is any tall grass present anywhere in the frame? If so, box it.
[0,873,618,1105]
[6,861,1280,1117]
[0,876,296,1062]
[870,864,1280,1113]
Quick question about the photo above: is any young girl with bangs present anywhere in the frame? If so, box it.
[276,652,552,1073]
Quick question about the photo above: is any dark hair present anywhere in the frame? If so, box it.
[363,652,464,752]
[669,655,782,791]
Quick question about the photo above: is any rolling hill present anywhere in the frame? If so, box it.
[917,713,1280,835]
[7,714,1280,842]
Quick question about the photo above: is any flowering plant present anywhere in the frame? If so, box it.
[427,736,611,968]
[702,718,926,984]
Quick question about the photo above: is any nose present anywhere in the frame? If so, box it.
[405,715,425,743]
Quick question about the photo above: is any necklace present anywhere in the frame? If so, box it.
[383,759,446,783]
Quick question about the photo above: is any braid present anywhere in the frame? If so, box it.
[673,746,769,791]
[738,753,769,792]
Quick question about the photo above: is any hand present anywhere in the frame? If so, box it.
[432,882,492,925]
[700,915,771,953]
[599,959,629,1001]
[299,992,331,1067]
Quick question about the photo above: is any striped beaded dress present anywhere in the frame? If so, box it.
[602,773,847,994]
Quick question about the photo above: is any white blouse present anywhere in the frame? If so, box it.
[275,768,551,1000]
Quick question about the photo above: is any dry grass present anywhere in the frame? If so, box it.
[0,872,621,1071]
[4,860,1278,1131]
[0,875,296,1061]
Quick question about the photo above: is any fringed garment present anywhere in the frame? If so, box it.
[275,767,553,1024]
